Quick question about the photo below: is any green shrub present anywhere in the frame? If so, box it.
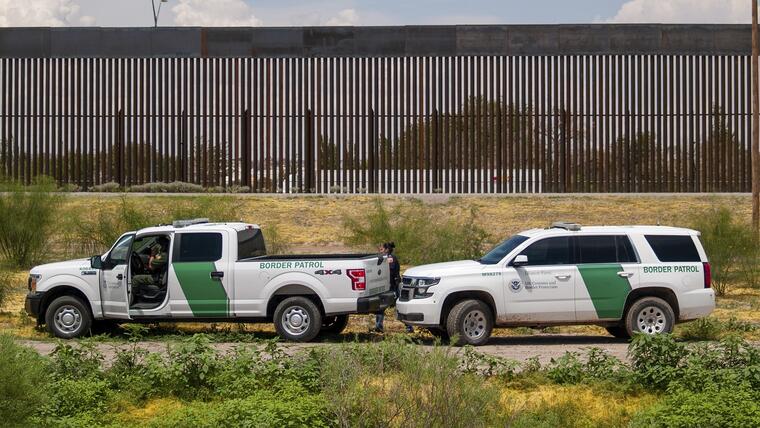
[148,384,331,428]
[691,207,759,295]
[678,317,758,341]
[342,199,490,265]
[628,334,687,390]
[37,378,112,420]
[90,181,122,192]
[0,178,65,267]
[49,340,103,381]
[164,334,220,398]
[0,335,51,425]
[128,181,206,193]
[631,384,760,428]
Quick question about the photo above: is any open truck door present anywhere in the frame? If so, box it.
[99,233,134,319]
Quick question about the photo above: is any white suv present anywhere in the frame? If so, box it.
[397,223,715,346]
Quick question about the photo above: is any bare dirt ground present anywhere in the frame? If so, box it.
[21,334,631,365]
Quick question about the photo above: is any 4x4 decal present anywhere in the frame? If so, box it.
[315,269,342,275]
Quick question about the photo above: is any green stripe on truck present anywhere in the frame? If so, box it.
[173,262,229,317]
[577,264,631,319]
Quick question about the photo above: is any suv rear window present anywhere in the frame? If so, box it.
[645,235,700,262]
[238,228,266,260]
[175,233,223,262]
[578,235,638,264]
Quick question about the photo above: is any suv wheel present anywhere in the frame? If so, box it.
[624,297,675,337]
[445,299,493,346]
[321,314,350,334]
[273,296,323,342]
[45,296,93,339]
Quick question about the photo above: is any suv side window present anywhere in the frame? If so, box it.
[521,237,572,266]
[645,235,700,262]
[174,233,223,262]
[578,235,638,264]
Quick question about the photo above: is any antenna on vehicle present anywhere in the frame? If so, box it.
[173,218,209,228]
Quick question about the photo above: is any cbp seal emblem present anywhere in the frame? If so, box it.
[510,279,522,292]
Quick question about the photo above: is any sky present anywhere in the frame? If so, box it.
[0,0,752,27]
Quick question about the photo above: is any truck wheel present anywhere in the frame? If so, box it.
[605,325,630,339]
[273,297,323,342]
[445,299,493,346]
[624,297,675,337]
[321,314,349,334]
[45,295,92,339]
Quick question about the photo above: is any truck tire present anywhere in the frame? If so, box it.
[445,299,493,346]
[45,295,93,339]
[321,314,350,334]
[624,296,675,337]
[605,325,631,339]
[273,296,323,342]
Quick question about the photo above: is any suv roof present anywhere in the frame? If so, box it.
[133,221,260,236]
[520,225,699,238]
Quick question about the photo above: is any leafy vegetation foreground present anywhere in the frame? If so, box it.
[1,332,758,428]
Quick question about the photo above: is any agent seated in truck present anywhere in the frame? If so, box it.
[131,236,170,307]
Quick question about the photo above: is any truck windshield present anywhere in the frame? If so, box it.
[238,228,266,260]
[478,235,529,264]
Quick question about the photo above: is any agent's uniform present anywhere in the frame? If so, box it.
[132,248,168,300]
[375,252,412,332]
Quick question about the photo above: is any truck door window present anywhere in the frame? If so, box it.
[105,234,133,268]
[175,233,223,262]
[521,237,572,266]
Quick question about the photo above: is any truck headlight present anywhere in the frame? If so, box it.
[28,274,41,292]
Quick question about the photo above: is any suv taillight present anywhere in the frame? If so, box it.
[703,262,711,289]
[347,269,366,291]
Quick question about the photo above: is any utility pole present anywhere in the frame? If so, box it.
[753,0,759,234]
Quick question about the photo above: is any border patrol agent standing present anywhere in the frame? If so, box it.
[374,242,413,333]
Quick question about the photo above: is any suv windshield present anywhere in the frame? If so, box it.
[479,235,529,264]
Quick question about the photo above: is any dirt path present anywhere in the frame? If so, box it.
[21,334,631,365]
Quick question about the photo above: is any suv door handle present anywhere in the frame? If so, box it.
[554,274,571,280]
[617,271,634,278]
[116,274,124,280]
[210,271,224,280]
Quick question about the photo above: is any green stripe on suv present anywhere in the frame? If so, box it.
[173,262,229,317]
[577,264,631,319]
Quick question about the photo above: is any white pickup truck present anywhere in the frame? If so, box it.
[25,219,394,341]
[397,223,715,345]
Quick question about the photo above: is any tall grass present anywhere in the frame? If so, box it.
[65,195,240,257]
[691,207,760,295]
[0,334,51,424]
[0,178,65,268]
[342,199,490,265]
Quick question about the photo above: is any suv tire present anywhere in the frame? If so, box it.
[321,314,350,334]
[274,296,323,342]
[624,296,675,337]
[45,295,93,339]
[445,299,493,346]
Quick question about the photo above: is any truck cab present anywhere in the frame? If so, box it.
[26,219,394,342]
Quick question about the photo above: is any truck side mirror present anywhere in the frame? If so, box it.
[512,255,528,267]
[90,255,103,269]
